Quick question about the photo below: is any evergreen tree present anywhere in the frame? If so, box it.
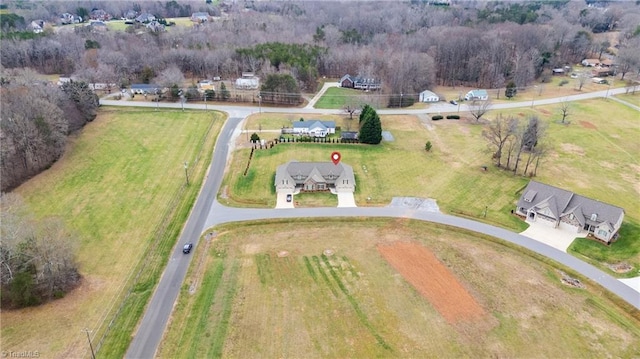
[359,104,374,124]
[505,81,517,99]
[358,106,382,144]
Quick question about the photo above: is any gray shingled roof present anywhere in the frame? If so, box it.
[517,181,624,229]
[275,161,355,188]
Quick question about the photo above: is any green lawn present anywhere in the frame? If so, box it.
[2,108,223,359]
[569,220,640,278]
[223,99,640,273]
[615,92,640,106]
[314,87,378,109]
[159,219,640,358]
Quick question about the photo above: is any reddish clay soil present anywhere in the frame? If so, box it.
[580,120,597,129]
[377,241,485,324]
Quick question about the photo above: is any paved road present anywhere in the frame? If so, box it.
[122,87,639,358]
[204,201,640,310]
[100,86,634,116]
[124,116,244,359]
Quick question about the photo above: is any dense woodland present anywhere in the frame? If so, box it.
[1,0,640,192]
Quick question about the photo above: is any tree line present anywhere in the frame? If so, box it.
[1,1,638,97]
[0,193,80,308]
[1,69,99,192]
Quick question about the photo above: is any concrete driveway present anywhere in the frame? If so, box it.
[519,220,580,252]
[275,192,294,209]
[337,192,357,207]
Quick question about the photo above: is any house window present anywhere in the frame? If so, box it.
[597,229,608,238]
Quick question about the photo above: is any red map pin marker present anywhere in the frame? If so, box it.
[331,151,341,165]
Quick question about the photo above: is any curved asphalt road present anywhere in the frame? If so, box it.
[124,88,639,359]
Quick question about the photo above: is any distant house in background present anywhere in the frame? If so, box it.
[419,90,440,102]
[146,21,165,32]
[235,72,259,90]
[197,80,215,93]
[130,84,162,95]
[28,20,45,33]
[135,13,156,23]
[124,10,138,20]
[191,12,210,22]
[464,89,488,101]
[275,161,356,194]
[290,120,336,138]
[516,180,624,244]
[552,68,565,75]
[60,13,82,24]
[57,76,74,86]
[581,58,600,67]
[89,21,108,32]
[90,9,112,21]
[592,67,615,77]
[340,74,382,91]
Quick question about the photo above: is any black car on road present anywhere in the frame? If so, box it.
[183,243,193,254]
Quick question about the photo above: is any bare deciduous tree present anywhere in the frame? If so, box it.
[559,99,571,124]
[0,193,80,307]
[470,100,492,123]
[482,114,518,167]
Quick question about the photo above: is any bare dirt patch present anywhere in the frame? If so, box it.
[607,262,633,273]
[377,241,485,324]
[277,250,289,257]
[580,120,597,129]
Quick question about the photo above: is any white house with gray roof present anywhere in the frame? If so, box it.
[516,181,624,243]
[275,161,355,194]
[291,120,336,138]
[464,89,489,101]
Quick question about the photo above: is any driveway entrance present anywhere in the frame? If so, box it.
[337,192,357,207]
[520,220,581,252]
[275,192,294,209]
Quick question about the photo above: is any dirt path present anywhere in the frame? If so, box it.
[377,241,485,324]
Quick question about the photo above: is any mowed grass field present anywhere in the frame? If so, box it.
[314,87,386,109]
[1,108,223,358]
[158,219,640,358]
[225,98,639,222]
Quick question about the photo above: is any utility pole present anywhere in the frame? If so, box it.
[258,94,262,113]
[82,328,96,359]
[531,86,538,108]
[183,161,189,185]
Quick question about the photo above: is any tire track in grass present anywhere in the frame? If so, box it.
[303,256,318,283]
[255,253,272,284]
[320,254,392,351]
[312,255,339,297]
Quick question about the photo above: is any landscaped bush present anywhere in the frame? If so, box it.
[559,79,569,86]
[432,115,444,121]
[446,115,460,120]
